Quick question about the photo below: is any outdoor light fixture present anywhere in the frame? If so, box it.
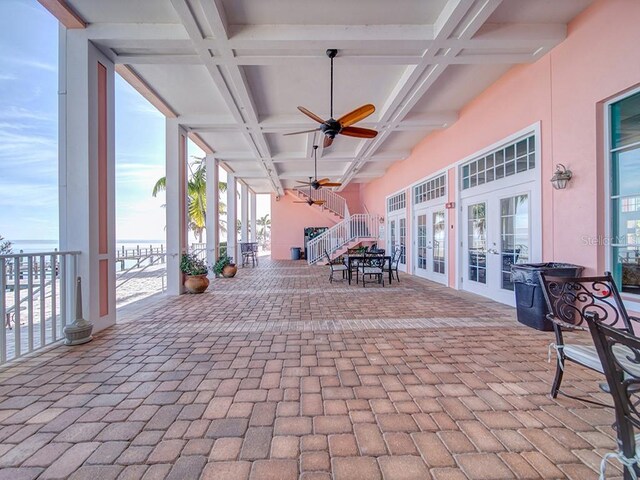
[550,164,572,190]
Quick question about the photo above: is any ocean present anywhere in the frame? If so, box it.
[7,240,165,254]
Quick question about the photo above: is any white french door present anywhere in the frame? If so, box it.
[461,183,538,305]
[414,205,447,284]
[387,213,407,272]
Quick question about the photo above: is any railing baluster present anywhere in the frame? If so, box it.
[0,259,6,364]
[60,255,67,330]
[14,257,21,359]
[39,255,45,348]
[27,256,34,353]
[50,254,57,342]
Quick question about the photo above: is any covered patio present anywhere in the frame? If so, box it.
[0,261,616,479]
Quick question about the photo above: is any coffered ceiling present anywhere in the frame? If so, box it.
[65,0,594,195]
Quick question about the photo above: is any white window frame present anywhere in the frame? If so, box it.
[604,85,640,310]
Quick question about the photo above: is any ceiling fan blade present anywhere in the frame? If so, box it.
[315,178,330,183]
[297,106,325,124]
[320,182,342,187]
[323,136,334,148]
[313,201,326,205]
[283,128,319,136]
[337,104,375,128]
[296,180,313,184]
[293,201,309,203]
[340,126,378,139]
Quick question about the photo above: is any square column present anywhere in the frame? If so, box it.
[165,119,188,295]
[250,191,257,242]
[205,154,220,270]
[241,183,249,243]
[58,28,115,332]
[227,174,238,263]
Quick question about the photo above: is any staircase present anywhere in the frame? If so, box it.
[306,214,383,265]
[293,187,349,219]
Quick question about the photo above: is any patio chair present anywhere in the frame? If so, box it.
[540,271,639,403]
[585,315,640,479]
[360,252,385,287]
[384,246,403,282]
[240,242,258,267]
[325,250,348,283]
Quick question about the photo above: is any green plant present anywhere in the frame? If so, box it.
[213,256,232,276]
[0,235,12,255]
[180,253,208,276]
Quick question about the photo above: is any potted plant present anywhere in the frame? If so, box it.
[214,255,237,278]
[180,253,209,293]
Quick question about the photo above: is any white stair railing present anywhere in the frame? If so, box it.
[306,214,382,264]
[294,188,349,218]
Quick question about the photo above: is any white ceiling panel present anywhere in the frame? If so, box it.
[67,0,595,194]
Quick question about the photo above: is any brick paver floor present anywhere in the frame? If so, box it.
[0,259,622,479]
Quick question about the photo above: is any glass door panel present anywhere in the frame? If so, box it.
[432,211,445,274]
[468,203,487,284]
[500,195,529,290]
[417,214,427,271]
[399,217,406,265]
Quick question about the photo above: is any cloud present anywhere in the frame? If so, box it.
[2,56,56,73]
[0,74,17,81]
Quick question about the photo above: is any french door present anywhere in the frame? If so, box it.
[388,214,407,272]
[461,185,536,305]
[414,206,447,284]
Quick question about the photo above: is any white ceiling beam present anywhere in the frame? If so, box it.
[224,24,435,48]
[114,54,202,65]
[169,0,284,196]
[86,23,190,41]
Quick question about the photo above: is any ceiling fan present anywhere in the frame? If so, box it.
[284,49,378,148]
[293,177,326,206]
[296,145,342,190]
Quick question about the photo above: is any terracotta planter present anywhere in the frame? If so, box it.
[222,264,237,278]
[184,274,210,293]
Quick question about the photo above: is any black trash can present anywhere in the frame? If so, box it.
[511,263,583,331]
[290,247,301,260]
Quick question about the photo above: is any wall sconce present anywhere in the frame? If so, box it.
[379,217,385,224]
[550,164,572,190]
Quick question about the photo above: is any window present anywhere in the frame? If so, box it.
[461,135,535,190]
[610,91,640,295]
[387,192,406,212]
[414,174,446,204]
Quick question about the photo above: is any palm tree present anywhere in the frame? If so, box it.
[257,214,271,249]
[0,234,12,255]
[152,157,228,242]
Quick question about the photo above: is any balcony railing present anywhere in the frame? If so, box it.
[0,251,79,365]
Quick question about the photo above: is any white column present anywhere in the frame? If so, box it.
[227,174,238,263]
[250,191,257,242]
[165,119,188,295]
[59,28,116,332]
[240,183,249,243]
[205,154,219,271]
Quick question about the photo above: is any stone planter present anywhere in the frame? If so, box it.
[222,264,237,278]
[184,274,210,293]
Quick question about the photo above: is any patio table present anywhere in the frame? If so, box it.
[345,255,392,285]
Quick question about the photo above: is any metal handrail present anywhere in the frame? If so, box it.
[306,214,382,265]
[293,187,349,218]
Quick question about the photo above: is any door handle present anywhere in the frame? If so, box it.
[487,248,500,255]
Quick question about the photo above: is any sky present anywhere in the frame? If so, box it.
[0,0,269,244]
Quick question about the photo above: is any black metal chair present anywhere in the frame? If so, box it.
[360,252,385,287]
[325,250,347,283]
[240,242,258,267]
[585,315,640,479]
[540,272,639,403]
[384,246,403,282]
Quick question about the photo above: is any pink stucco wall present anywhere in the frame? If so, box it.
[270,192,341,260]
[361,0,640,285]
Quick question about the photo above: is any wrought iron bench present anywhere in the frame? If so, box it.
[540,271,640,404]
